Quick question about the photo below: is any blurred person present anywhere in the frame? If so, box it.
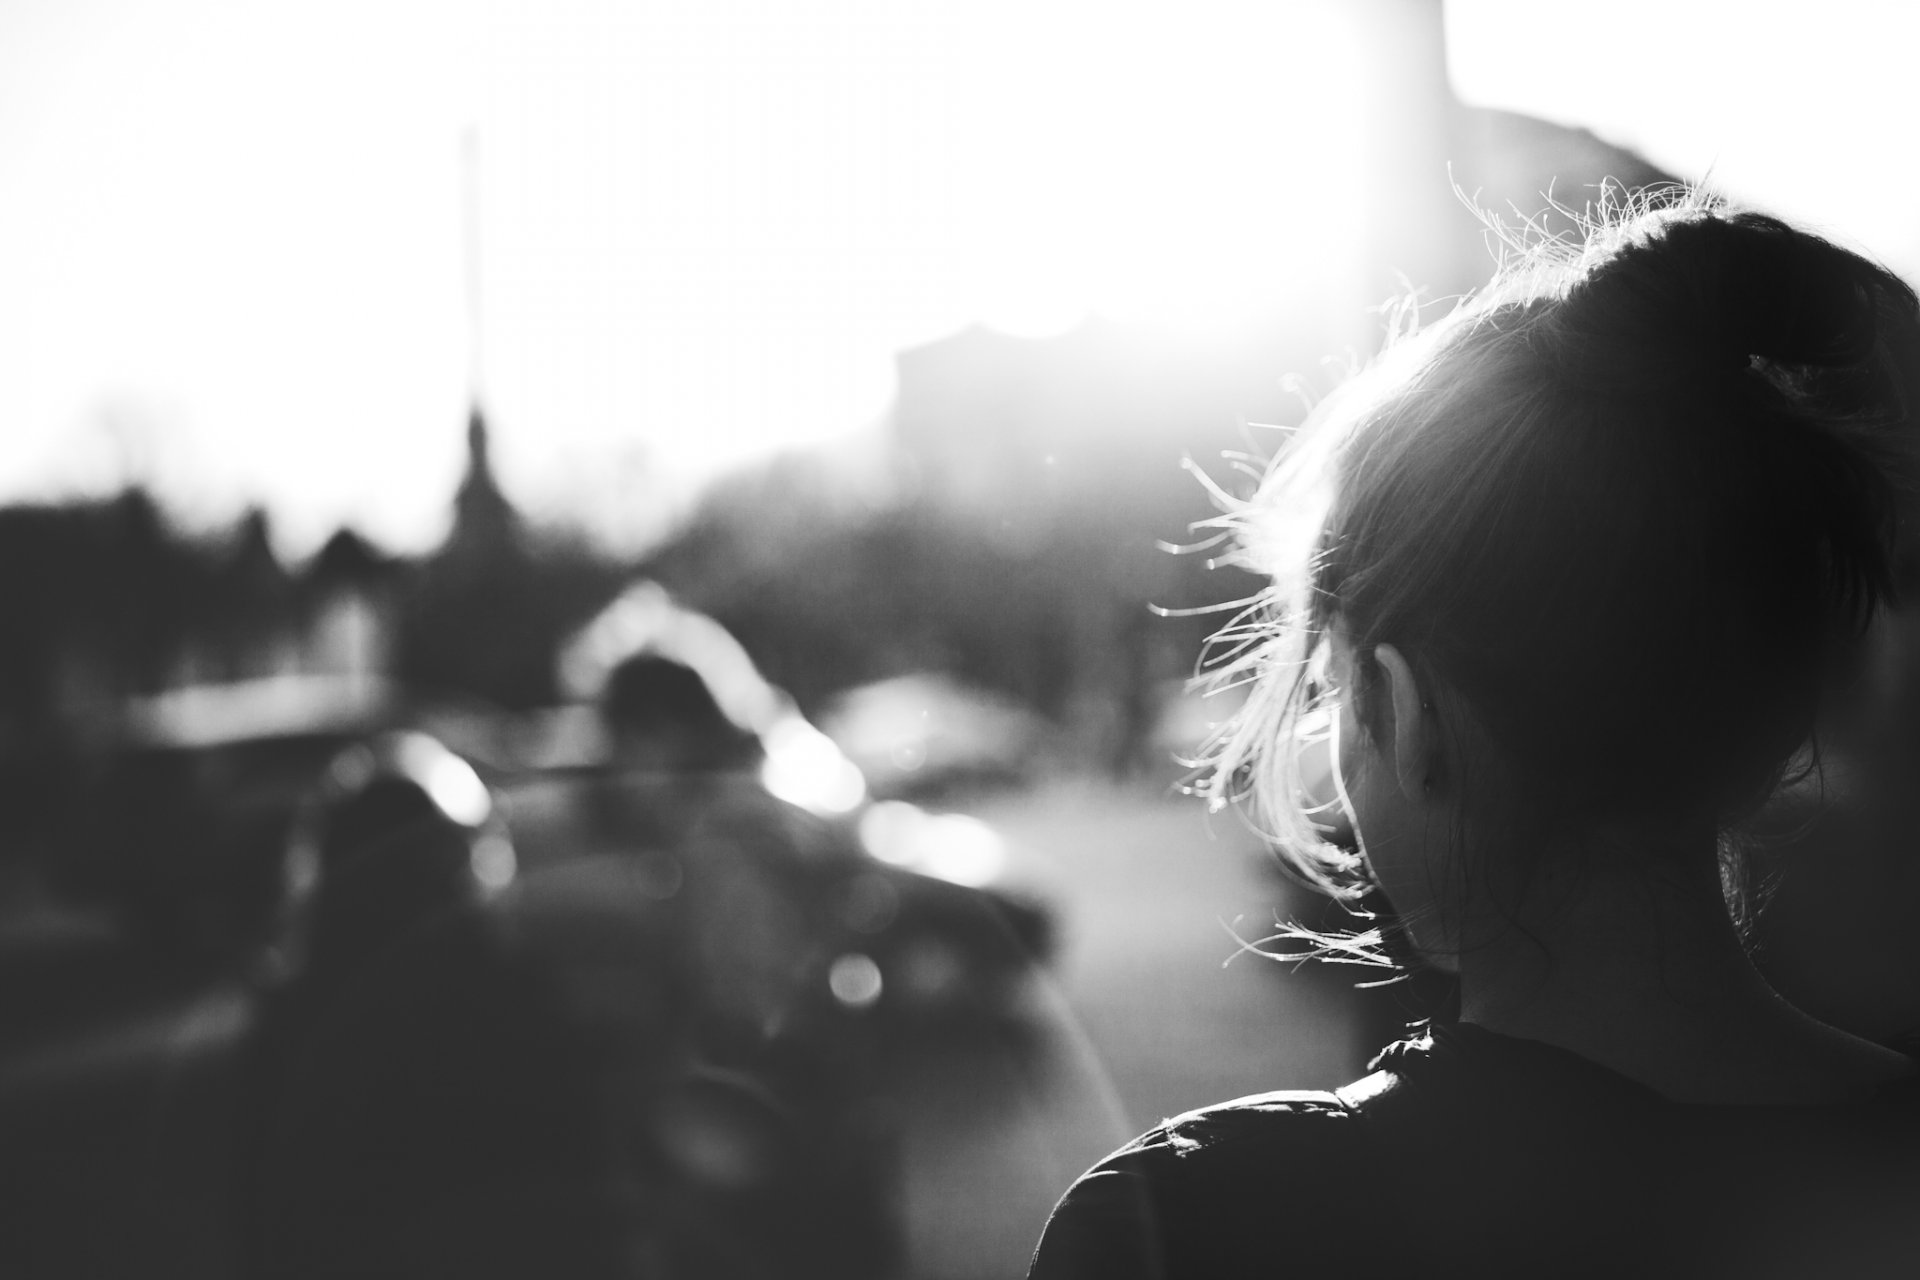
[584,652,886,1051]
[1030,191,1920,1278]
[602,652,764,776]
[275,732,508,984]
[569,649,903,1273]
[250,662,899,1279]
[240,732,511,1273]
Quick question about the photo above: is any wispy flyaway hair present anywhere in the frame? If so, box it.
[1195,187,1920,909]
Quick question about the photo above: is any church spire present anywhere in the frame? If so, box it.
[463,125,487,411]
[450,404,516,552]
[441,129,518,557]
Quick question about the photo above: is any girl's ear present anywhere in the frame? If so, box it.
[1372,643,1433,801]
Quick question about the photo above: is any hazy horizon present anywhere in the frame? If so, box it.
[2,0,1914,557]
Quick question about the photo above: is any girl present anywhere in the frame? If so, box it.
[1030,192,1920,1278]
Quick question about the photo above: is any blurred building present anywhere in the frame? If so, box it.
[302,529,403,693]
[0,495,396,759]
[444,407,522,567]
[397,406,624,711]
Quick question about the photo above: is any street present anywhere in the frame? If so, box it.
[894,773,1388,1280]
[0,772,1399,1279]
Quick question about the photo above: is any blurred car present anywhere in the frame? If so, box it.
[58,673,392,970]
[815,671,1056,804]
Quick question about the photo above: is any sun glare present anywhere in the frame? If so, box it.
[0,0,1376,552]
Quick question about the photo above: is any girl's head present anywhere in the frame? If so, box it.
[1203,190,1920,964]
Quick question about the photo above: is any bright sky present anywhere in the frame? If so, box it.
[0,0,1369,555]
[1446,0,1920,278]
[2,1,1916,556]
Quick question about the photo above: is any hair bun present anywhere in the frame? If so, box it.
[1573,210,1883,375]
[1679,214,1879,367]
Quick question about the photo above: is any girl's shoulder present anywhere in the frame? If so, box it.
[1116,1085,1364,1158]
[1027,1088,1400,1279]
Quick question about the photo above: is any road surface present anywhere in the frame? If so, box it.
[895,772,1397,1280]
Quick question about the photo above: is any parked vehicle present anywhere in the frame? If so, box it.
[58,674,389,970]
[817,671,1056,804]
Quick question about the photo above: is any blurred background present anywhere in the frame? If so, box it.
[4,1,1920,1276]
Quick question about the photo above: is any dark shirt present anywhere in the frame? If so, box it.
[1029,1023,1920,1279]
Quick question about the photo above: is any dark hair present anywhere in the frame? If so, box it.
[601,653,764,771]
[1199,190,1920,928]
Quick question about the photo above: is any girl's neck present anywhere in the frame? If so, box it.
[1453,842,1912,1104]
